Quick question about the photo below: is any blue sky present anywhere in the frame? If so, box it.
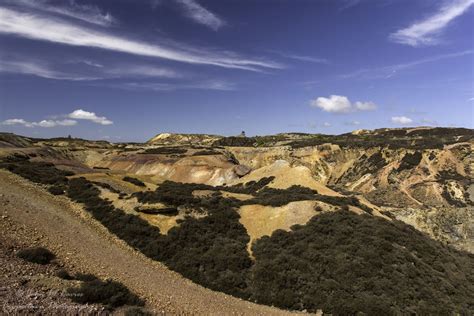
[0,0,473,141]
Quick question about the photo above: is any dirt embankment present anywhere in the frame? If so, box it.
[0,170,298,315]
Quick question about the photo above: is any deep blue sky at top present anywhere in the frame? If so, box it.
[0,0,473,141]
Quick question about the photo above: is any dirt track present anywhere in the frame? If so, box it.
[0,170,296,315]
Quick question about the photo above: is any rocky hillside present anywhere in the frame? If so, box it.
[1,127,472,314]
[147,133,221,146]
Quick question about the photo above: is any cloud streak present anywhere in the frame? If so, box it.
[269,50,329,64]
[0,59,101,80]
[0,7,281,71]
[175,0,225,30]
[7,0,116,26]
[390,0,474,46]
[101,80,236,92]
[339,50,473,79]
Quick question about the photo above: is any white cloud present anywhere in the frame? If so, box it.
[2,118,34,127]
[310,95,377,113]
[390,0,474,46]
[311,95,352,113]
[323,122,331,127]
[1,118,78,128]
[0,7,281,71]
[354,101,377,111]
[175,0,225,31]
[10,0,116,26]
[391,116,413,125]
[68,109,113,125]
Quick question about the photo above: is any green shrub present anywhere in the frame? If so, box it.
[55,269,73,280]
[48,185,65,195]
[123,176,146,187]
[17,247,55,264]
[397,152,422,172]
[67,279,144,309]
[124,306,153,316]
[140,147,187,155]
[250,210,474,314]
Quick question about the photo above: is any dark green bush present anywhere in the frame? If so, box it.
[250,210,474,314]
[55,269,73,280]
[397,152,422,172]
[17,247,55,264]
[48,185,65,195]
[140,147,187,155]
[192,150,220,156]
[124,306,153,316]
[67,279,144,309]
[123,176,146,187]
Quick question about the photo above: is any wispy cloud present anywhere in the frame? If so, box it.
[269,50,329,64]
[339,0,362,11]
[102,80,236,92]
[0,7,281,72]
[1,118,77,128]
[310,95,377,113]
[339,50,473,79]
[104,65,182,79]
[174,0,225,31]
[345,120,361,126]
[0,59,101,81]
[390,0,474,46]
[7,0,116,26]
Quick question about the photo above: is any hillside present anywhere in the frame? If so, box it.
[0,127,473,314]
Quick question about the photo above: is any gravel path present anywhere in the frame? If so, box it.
[0,170,298,315]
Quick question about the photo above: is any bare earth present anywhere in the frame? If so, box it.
[0,170,298,315]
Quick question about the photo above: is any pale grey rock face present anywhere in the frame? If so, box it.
[234,164,251,177]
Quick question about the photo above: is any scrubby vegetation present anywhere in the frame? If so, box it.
[250,210,474,314]
[17,247,56,264]
[92,181,122,194]
[140,147,187,155]
[134,206,178,215]
[0,155,73,186]
[67,277,144,309]
[192,150,221,156]
[123,176,146,187]
[48,185,65,195]
[397,152,422,172]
